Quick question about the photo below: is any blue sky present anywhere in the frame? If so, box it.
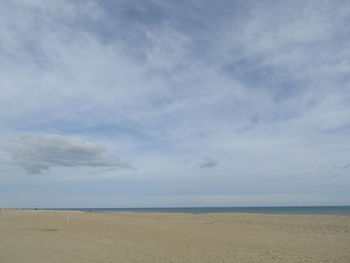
[0,0,349,208]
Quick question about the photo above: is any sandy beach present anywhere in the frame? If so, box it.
[0,209,349,263]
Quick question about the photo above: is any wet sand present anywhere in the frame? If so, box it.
[0,209,349,262]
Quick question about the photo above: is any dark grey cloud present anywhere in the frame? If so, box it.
[5,134,130,174]
[197,157,218,168]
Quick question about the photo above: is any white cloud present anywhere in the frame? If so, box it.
[0,0,349,206]
[5,134,130,174]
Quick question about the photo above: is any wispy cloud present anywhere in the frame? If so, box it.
[0,0,349,206]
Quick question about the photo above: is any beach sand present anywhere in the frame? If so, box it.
[0,209,349,263]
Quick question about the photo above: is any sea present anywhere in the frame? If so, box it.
[43,206,350,216]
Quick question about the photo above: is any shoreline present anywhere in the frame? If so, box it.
[5,209,350,217]
[6,205,350,216]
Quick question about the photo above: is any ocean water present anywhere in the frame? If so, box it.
[48,206,350,216]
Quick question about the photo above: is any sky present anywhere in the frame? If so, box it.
[0,0,349,208]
